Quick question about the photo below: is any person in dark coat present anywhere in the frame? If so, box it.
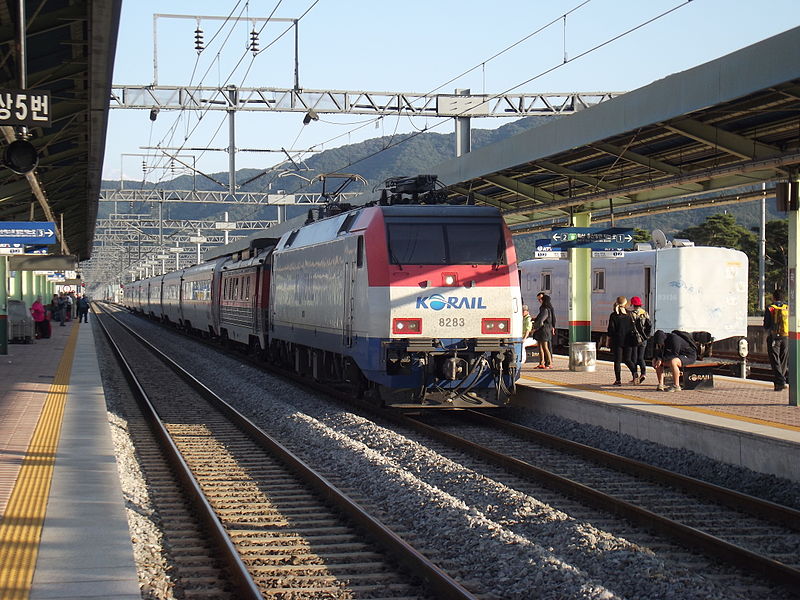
[532,293,555,369]
[628,296,652,384]
[50,294,64,326]
[652,329,697,392]
[76,294,90,323]
[607,296,637,386]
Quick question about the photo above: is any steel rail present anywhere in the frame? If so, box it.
[94,305,263,600]
[98,304,478,600]
[462,410,800,530]
[397,411,800,588]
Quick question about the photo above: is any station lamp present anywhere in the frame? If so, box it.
[4,139,38,174]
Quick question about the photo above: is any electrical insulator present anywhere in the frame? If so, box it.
[142,160,146,173]
[249,29,259,55]
[194,27,204,53]
[170,160,175,174]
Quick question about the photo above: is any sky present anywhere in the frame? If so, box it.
[104,0,800,187]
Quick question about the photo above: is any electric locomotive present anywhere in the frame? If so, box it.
[269,176,523,407]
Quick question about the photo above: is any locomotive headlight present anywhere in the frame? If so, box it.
[481,318,510,334]
[442,272,458,286]
[393,318,422,334]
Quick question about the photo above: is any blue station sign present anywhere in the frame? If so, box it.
[0,221,57,245]
[548,227,634,250]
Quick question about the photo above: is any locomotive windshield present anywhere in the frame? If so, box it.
[387,222,505,265]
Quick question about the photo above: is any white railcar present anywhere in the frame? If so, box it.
[518,245,748,344]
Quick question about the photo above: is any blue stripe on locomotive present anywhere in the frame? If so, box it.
[271,322,517,389]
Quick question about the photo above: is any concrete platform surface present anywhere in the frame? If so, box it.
[516,354,800,482]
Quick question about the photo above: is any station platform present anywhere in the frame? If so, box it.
[0,318,139,600]
[516,355,800,483]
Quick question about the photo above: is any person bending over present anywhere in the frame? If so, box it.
[652,330,697,392]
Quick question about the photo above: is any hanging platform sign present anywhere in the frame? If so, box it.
[549,227,634,250]
[0,221,56,245]
[0,90,51,126]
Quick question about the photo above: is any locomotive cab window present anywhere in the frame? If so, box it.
[386,222,505,265]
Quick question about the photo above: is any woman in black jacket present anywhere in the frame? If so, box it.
[607,296,638,386]
[532,293,555,368]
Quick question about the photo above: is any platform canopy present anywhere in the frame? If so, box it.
[0,1,121,260]
[435,26,800,232]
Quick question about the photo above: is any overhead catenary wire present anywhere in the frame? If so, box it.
[119,0,692,276]
[249,0,599,200]
[247,0,694,209]
[151,0,316,180]
[146,1,252,187]
[127,0,324,265]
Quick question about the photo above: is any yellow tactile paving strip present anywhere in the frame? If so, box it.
[0,324,79,600]
[520,355,800,433]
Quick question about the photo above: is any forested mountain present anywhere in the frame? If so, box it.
[102,113,784,251]
[100,115,551,222]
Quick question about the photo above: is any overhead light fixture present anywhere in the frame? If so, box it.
[4,139,38,174]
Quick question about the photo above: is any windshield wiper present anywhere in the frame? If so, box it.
[389,248,404,270]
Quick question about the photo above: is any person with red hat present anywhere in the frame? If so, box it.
[629,296,652,384]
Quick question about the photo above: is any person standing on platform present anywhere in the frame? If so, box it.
[532,293,555,369]
[607,296,638,386]
[521,304,534,364]
[77,294,90,323]
[50,294,64,326]
[64,293,73,321]
[30,296,47,339]
[764,289,789,392]
[629,296,652,384]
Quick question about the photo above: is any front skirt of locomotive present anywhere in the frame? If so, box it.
[370,337,519,408]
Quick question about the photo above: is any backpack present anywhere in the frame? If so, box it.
[631,308,651,344]
[770,303,789,337]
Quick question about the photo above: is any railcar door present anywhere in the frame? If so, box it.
[342,259,355,347]
[643,266,652,313]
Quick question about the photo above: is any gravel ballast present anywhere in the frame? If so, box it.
[97,313,800,599]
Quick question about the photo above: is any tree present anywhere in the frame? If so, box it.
[755,219,789,296]
[632,227,650,243]
[678,213,756,249]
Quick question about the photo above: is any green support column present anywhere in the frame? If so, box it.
[22,270,33,307]
[788,197,800,407]
[0,257,7,355]
[568,212,592,343]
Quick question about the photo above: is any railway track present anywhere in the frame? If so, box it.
[397,409,800,591]
[95,304,474,599]
[102,303,800,597]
